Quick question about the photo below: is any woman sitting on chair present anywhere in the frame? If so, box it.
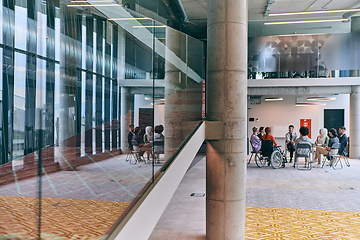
[313,128,339,166]
[250,127,262,153]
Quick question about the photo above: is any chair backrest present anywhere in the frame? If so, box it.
[295,143,312,158]
[330,142,341,150]
[131,139,139,147]
[260,139,273,157]
[339,141,348,156]
[153,141,164,147]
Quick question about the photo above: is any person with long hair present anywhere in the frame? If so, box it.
[314,128,339,165]
[261,127,277,146]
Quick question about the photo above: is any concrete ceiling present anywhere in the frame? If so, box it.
[178,0,360,38]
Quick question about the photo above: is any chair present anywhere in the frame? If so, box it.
[321,142,341,170]
[153,140,164,164]
[129,139,145,164]
[248,141,265,168]
[339,142,350,167]
[294,143,312,171]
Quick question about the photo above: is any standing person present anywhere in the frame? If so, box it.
[257,127,265,140]
[338,126,348,156]
[285,125,298,163]
[314,128,339,165]
[262,127,277,146]
[250,127,262,153]
[127,124,135,150]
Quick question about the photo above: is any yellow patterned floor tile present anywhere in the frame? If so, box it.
[0,196,129,240]
[246,207,360,239]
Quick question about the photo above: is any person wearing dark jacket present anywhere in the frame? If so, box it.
[338,126,348,156]
[127,124,135,150]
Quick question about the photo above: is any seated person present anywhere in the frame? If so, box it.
[127,124,135,150]
[261,127,277,146]
[314,128,339,165]
[132,127,152,158]
[257,127,265,141]
[143,126,153,161]
[294,126,313,166]
[250,127,262,153]
[154,125,165,162]
[261,127,277,157]
[285,125,298,163]
[315,128,329,147]
[338,126,348,156]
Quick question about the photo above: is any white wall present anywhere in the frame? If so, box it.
[134,94,165,127]
[247,94,350,151]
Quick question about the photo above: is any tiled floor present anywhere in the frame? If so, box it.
[0,153,162,239]
[150,156,360,239]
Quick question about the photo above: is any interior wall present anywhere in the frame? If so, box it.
[134,94,165,128]
[247,94,350,151]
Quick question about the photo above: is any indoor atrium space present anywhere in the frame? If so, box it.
[1,0,360,239]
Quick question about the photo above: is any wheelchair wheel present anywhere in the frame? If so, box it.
[270,150,282,169]
[255,154,266,168]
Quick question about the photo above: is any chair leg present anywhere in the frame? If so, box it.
[342,156,350,167]
[332,156,343,170]
[248,153,254,164]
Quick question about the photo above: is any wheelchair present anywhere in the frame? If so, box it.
[255,139,287,169]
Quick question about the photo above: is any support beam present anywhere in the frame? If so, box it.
[206,0,248,239]
[350,86,360,159]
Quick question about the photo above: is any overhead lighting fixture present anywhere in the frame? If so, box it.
[133,25,166,28]
[108,17,151,20]
[295,102,326,106]
[269,8,360,17]
[265,97,283,101]
[145,97,164,101]
[307,96,336,101]
[67,3,120,7]
[71,1,114,2]
[265,19,348,25]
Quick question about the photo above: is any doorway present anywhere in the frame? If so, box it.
[324,109,344,135]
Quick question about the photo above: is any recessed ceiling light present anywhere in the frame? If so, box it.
[295,102,326,106]
[265,97,283,101]
[307,97,336,101]
[269,8,360,17]
[265,19,349,25]
[108,17,151,20]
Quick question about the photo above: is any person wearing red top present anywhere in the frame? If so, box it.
[262,127,278,146]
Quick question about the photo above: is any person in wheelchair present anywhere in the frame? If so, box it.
[261,127,277,159]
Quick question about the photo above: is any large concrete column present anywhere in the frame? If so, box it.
[350,16,360,77]
[350,86,360,159]
[206,0,248,239]
[164,28,187,160]
[120,87,132,152]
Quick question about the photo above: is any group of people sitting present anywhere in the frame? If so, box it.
[250,125,348,167]
[127,124,165,162]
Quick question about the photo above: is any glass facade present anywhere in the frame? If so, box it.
[0,0,205,238]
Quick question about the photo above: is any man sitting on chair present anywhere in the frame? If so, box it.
[338,126,348,156]
[294,126,313,167]
[285,125,298,163]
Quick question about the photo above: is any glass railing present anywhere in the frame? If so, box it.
[248,70,360,79]
[0,1,205,239]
